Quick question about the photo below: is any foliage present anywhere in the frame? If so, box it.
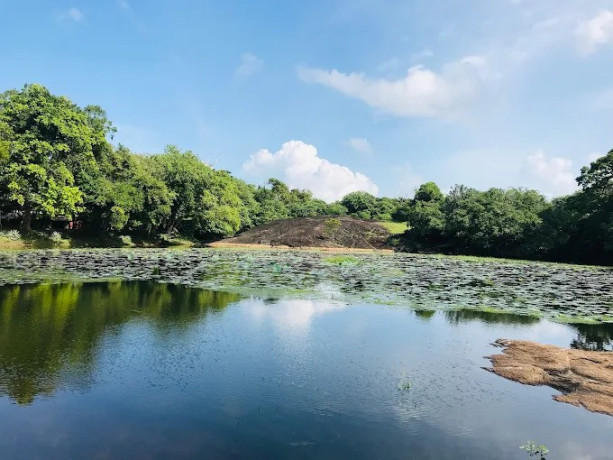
[520,441,549,459]
[0,230,21,241]
[341,191,377,219]
[0,84,112,230]
[49,231,63,244]
[323,218,342,237]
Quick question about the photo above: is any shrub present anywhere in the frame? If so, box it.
[323,218,341,237]
[0,230,21,241]
[119,235,133,247]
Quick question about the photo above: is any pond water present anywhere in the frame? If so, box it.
[1,281,612,459]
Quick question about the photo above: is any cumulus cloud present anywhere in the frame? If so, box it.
[576,10,613,55]
[298,56,488,118]
[346,138,373,156]
[525,151,578,196]
[434,149,579,198]
[243,140,379,202]
[235,53,264,79]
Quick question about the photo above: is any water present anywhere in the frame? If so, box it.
[0,281,612,459]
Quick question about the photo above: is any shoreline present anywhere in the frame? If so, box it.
[206,241,394,253]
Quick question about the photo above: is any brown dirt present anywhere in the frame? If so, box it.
[485,339,613,416]
[213,216,393,250]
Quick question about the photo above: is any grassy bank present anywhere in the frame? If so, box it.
[0,230,197,250]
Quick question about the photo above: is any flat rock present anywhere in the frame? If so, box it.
[486,339,613,416]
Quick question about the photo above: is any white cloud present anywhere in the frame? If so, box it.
[298,56,488,118]
[243,140,379,202]
[65,7,84,23]
[118,0,131,11]
[576,10,613,55]
[235,53,264,79]
[525,151,578,196]
[346,137,373,156]
[434,149,578,198]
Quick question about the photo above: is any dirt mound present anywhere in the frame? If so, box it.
[485,339,613,416]
[213,216,392,250]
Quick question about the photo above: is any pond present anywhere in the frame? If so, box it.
[1,279,612,459]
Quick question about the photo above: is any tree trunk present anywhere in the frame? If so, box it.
[21,207,32,232]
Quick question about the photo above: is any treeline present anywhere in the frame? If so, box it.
[0,84,407,239]
[397,157,612,265]
[0,84,611,265]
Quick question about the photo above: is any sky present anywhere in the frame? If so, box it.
[1,0,612,201]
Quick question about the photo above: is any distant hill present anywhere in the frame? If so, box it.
[209,216,393,250]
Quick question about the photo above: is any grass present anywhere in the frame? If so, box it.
[0,231,199,250]
[378,221,409,235]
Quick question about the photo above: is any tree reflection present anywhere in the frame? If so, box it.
[570,323,613,351]
[444,309,540,325]
[414,310,436,320]
[0,281,240,405]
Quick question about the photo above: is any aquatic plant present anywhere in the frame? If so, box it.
[323,255,360,266]
[0,249,611,322]
[520,441,549,459]
[397,373,411,391]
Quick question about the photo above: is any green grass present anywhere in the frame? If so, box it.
[378,221,408,235]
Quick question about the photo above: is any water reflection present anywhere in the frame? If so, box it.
[444,309,540,325]
[0,282,240,405]
[442,308,613,351]
[247,298,346,332]
[570,323,613,351]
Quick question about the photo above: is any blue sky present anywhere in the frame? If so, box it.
[1,0,612,200]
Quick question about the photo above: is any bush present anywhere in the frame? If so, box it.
[119,235,133,247]
[0,230,21,241]
[323,218,341,237]
[50,231,63,242]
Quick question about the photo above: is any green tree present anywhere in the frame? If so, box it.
[152,145,213,234]
[578,149,613,196]
[199,171,246,237]
[407,182,446,241]
[0,84,110,230]
[341,191,377,219]
[444,186,547,257]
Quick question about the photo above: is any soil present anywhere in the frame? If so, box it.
[211,216,392,250]
[486,339,613,416]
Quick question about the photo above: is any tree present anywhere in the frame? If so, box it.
[443,186,547,257]
[0,84,110,230]
[341,191,377,219]
[562,149,613,264]
[199,171,246,237]
[152,145,213,234]
[406,182,445,241]
[577,149,613,196]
